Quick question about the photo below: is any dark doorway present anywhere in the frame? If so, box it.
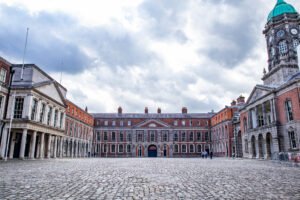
[148,145,157,157]
[13,133,22,158]
[24,134,31,158]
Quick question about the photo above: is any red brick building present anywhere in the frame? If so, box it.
[240,0,300,161]
[211,96,245,157]
[92,107,213,157]
[64,100,94,157]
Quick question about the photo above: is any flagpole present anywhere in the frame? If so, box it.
[21,28,29,80]
[4,91,16,161]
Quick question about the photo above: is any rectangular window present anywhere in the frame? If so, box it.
[189,132,194,142]
[60,113,64,128]
[197,132,201,141]
[257,105,264,127]
[111,144,116,153]
[112,121,116,126]
[174,133,178,142]
[205,132,209,141]
[289,131,297,149]
[181,132,186,142]
[285,100,294,122]
[127,132,132,142]
[127,144,131,153]
[104,121,108,126]
[47,107,52,126]
[182,145,187,153]
[0,68,7,83]
[111,132,116,141]
[120,120,124,126]
[120,132,124,142]
[54,110,58,127]
[39,103,45,123]
[182,120,186,126]
[163,132,168,142]
[30,99,38,120]
[190,120,193,126]
[14,97,24,119]
[97,132,101,141]
[190,144,194,153]
[128,120,131,126]
[104,132,108,141]
[69,122,73,136]
[150,131,155,142]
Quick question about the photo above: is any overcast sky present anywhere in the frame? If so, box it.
[0,0,299,113]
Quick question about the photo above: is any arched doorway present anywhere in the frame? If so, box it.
[266,133,272,159]
[148,145,157,157]
[251,135,256,158]
[258,134,264,158]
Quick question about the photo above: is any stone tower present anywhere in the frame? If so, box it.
[262,0,300,86]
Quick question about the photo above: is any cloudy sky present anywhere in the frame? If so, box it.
[0,0,299,113]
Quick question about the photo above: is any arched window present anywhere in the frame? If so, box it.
[174,144,179,153]
[189,144,194,153]
[189,132,194,141]
[279,40,288,54]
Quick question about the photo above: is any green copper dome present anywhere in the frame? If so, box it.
[267,0,298,21]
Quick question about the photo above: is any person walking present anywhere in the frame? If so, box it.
[210,151,213,159]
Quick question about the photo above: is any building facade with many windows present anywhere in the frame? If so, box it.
[240,0,300,161]
[93,107,213,157]
[64,100,94,158]
[0,64,67,160]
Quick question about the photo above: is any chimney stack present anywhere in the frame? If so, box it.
[118,106,122,114]
[157,107,161,114]
[145,107,148,114]
[182,107,188,114]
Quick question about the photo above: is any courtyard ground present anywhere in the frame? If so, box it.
[0,158,299,200]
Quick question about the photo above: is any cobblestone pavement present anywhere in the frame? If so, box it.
[0,158,300,200]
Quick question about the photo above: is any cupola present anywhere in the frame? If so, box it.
[267,0,297,22]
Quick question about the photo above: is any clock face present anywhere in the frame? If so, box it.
[277,30,285,38]
[291,28,298,35]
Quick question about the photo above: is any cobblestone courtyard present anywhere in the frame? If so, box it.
[0,158,299,200]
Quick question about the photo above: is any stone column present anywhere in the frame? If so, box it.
[60,137,63,158]
[53,136,57,158]
[29,131,37,159]
[19,129,28,159]
[47,134,52,159]
[0,128,8,159]
[9,132,16,159]
[255,138,260,159]
[40,133,45,159]
[71,140,74,158]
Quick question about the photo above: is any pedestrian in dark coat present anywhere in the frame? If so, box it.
[210,151,213,159]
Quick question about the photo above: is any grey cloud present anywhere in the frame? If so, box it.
[197,2,262,68]
[139,0,189,43]
[0,5,91,73]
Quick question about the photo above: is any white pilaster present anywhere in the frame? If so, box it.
[40,133,45,159]
[0,128,8,159]
[53,136,57,158]
[47,134,51,159]
[19,129,28,159]
[29,131,37,159]
[9,132,16,159]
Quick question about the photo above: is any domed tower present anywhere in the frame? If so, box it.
[262,0,300,86]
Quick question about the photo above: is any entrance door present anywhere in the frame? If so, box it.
[148,145,157,157]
